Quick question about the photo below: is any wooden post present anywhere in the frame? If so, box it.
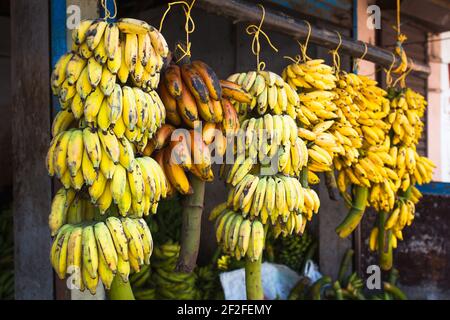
[11,0,53,299]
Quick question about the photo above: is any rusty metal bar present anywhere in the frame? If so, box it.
[196,0,431,77]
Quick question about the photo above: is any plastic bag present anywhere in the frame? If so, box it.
[220,262,301,300]
[303,260,322,283]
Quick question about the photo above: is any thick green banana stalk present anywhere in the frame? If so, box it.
[383,282,407,300]
[300,167,309,188]
[288,277,311,300]
[333,281,344,300]
[337,249,354,284]
[176,174,205,273]
[108,275,135,300]
[324,171,339,201]
[378,211,393,271]
[335,186,369,238]
[245,256,263,300]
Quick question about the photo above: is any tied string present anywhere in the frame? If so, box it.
[283,20,312,65]
[353,42,368,74]
[393,64,413,88]
[384,53,396,87]
[299,20,312,61]
[393,0,408,74]
[101,0,117,20]
[245,5,278,72]
[159,0,196,62]
[283,54,301,64]
[329,31,342,75]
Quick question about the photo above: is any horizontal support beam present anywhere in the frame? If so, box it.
[196,0,430,77]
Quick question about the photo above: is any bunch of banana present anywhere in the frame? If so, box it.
[282,59,338,123]
[158,61,232,127]
[208,205,265,262]
[225,70,300,118]
[388,88,426,147]
[52,18,168,96]
[222,173,318,225]
[47,155,168,236]
[282,59,337,91]
[271,210,308,239]
[130,264,155,299]
[331,75,393,200]
[50,84,166,146]
[232,115,307,175]
[143,126,215,195]
[335,76,435,270]
[48,188,102,236]
[326,72,363,169]
[273,229,314,272]
[217,255,231,271]
[151,241,198,299]
[282,60,347,177]
[49,217,153,294]
[194,265,221,300]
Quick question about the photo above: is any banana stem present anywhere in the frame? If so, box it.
[338,248,354,284]
[176,174,205,273]
[335,186,368,238]
[245,256,264,300]
[378,211,393,271]
[399,185,412,200]
[300,167,309,188]
[324,170,339,201]
[108,275,135,300]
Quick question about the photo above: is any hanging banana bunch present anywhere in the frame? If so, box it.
[51,17,168,100]
[365,1,434,270]
[142,60,247,195]
[46,10,172,295]
[49,216,153,294]
[366,85,434,269]
[282,54,343,178]
[225,70,301,119]
[209,9,317,273]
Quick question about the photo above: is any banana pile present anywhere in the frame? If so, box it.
[130,264,156,300]
[52,18,168,100]
[49,217,152,294]
[151,241,198,299]
[209,207,265,262]
[273,229,314,272]
[226,70,300,118]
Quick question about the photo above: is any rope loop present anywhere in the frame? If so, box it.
[159,0,196,62]
[101,0,117,20]
[245,5,278,71]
